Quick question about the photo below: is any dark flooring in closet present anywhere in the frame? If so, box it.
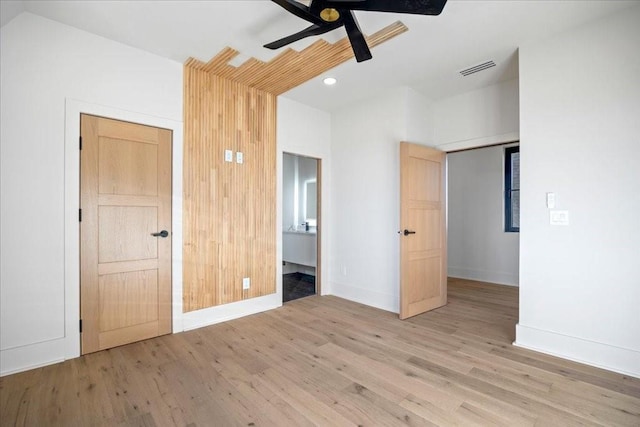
[283,273,316,302]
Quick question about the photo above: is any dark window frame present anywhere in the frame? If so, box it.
[505,146,520,232]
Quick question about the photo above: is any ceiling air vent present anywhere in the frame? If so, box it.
[459,60,496,77]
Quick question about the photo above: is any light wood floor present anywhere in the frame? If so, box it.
[1,278,639,426]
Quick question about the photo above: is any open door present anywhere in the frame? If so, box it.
[399,142,447,319]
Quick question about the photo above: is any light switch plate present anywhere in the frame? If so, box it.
[550,210,569,226]
[224,149,233,162]
[236,151,244,164]
[546,192,556,209]
[242,277,250,290]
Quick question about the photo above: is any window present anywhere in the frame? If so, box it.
[505,146,520,232]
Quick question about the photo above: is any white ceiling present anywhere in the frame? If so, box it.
[2,0,638,111]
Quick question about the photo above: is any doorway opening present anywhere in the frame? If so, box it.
[282,152,320,302]
[446,142,520,335]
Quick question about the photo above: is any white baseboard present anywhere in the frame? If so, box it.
[1,294,282,376]
[448,267,519,286]
[515,323,640,378]
[1,338,66,377]
[330,281,398,314]
[182,293,282,332]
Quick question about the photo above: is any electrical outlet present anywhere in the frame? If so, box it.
[242,277,250,290]
[236,151,244,164]
[224,149,233,162]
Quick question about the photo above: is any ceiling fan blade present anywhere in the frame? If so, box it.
[317,0,448,15]
[270,0,326,25]
[342,11,372,63]
[264,22,342,49]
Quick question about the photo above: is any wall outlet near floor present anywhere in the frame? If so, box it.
[242,277,250,290]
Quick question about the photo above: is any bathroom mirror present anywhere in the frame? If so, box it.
[283,153,318,230]
[305,180,317,221]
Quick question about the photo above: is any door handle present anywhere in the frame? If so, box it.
[403,229,416,236]
[151,230,169,238]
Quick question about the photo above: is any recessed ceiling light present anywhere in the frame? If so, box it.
[323,77,337,86]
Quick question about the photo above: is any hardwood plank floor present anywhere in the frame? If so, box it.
[1,278,639,426]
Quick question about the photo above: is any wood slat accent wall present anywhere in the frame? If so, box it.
[182,20,406,312]
[183,67,276,312]
[184,21,408,95]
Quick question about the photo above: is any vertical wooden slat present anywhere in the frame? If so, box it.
[183,21,408,95]
[183,68,276,312]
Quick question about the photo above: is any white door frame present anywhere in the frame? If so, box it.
[64,98,184,359]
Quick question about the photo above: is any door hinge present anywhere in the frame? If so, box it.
[79,136,83,150]
[79,319,83,333]
[79,209,82,222]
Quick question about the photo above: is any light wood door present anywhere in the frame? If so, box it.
[399,142,447,319]
[80,114,172,354]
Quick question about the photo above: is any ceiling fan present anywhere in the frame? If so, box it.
[264,0,448,62]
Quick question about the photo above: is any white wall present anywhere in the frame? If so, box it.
[0,13,331,376]
[448,145,519,285]
[282,153,296,229]
[277,97,332,292]
[328,75,518,313]
[434,78,520,151]
[330,87,433,312]
[0,13,183,375]
[516,5,640,377]
[407,87,435,144]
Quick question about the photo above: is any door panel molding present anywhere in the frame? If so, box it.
[64,99,183,361]
[399,142,447,320]
[81,114,172,354]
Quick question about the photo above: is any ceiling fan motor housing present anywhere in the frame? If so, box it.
[320,8,340,22]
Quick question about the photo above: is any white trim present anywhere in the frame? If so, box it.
[515,323,640,378]
[330,281,398,314]
[436,131,520,152]
[182,294,281,331]
[448,268,519,287]
[0,338,66,377]
[64,99,184,361]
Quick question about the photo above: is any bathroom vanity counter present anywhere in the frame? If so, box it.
[283,229,316,235]
[283,231,317,267]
